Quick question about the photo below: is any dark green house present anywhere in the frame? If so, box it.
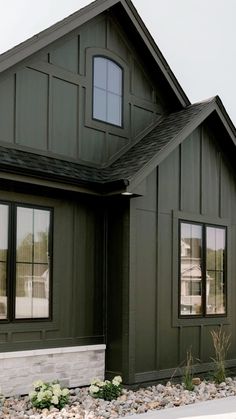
[0,0,236,396]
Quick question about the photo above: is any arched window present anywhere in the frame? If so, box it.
[93,57,123,127]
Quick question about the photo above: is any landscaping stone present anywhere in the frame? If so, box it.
[2,378,236,418]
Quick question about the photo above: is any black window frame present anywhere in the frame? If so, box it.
[179,220,227,319]
[0,201,53,323]
[92,55,124,128]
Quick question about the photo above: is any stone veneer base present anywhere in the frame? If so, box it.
[0,344,106,396]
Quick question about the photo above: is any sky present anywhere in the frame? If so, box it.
[0,0,236,125]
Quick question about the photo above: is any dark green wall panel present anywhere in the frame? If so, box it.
[181,128,201,213]
[108,134,127,159]
[201,127,220,217]
[106,201,130,374]
[159,147,180,213]
[107,19,130,63]
[74,204,103,337]
[133,106,153,136]
[16,68,48,150]
[180,327,200,364]
[79,126,106,164]
[0,75,14,143]
[50,36,79,73]
[51,78,78,157]
[135,208,156,373]
[132,59,153,101]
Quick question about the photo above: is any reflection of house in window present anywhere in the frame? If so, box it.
[15,268,49,319]
[180,256,212,315]
[180,222,226,316]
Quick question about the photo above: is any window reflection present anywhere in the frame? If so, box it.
[180,223,203,315]
[15,207,50,319]
[93,57,122,126]
[180,222,226,317]
[206,227,226,314]
[0,204,8,320]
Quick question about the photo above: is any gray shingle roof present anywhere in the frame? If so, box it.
[0,97,226,193]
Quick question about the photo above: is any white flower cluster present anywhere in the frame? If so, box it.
[29,380,70,410]
[89,376,122,399]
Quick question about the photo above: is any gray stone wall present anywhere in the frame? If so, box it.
[0,345,105,396]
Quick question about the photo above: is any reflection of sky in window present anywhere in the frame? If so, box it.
[17,208,50,246]
[181,223,202,239]
[0,205,9,251]
[207,227,225,251]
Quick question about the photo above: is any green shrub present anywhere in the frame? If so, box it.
[182,349,194,391]
[89,376,122,401]
[29,380,70,410]
[211,327,231,384]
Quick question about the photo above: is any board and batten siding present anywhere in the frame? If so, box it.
[127,122,236,383]
[0,12,162,166]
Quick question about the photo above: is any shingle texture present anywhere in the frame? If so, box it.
[0,99,215,192]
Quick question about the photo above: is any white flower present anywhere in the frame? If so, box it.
[53,387,61,397]
[112,380,120,386]
[29,391,37,400]
[61,388,69,396]
[51,395,59,405]
[113,376,122,384]
[36,391,44,402]
[44,390,53,398]
[90,385,100,394]
[33,380,44,389]
[90,377,100,385]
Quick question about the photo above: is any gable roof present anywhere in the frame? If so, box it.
[0,0,189,108]
[0,96,234,195]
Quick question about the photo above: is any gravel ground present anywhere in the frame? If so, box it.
[1,377,236,419]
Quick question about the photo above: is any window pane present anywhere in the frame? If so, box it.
[17,207,33,262]
[93,87,107,121]
[0,262,7,319]
[0,204,8,261]
[93,57,107,89]
[107,92,122,126]
[15,263,49,318]
[15,207,50,319]
[180,223,203,315]
[0,205,8,319]
[34,209,50,263]
[206,227,226,314]
[93,57,123,127]
[108,61,122,94]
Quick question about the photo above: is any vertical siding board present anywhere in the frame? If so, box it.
[0,75,15,143]
[50,36,79,74]
[201,126,220,217]
[158,213,178,369]
[15,68,48,150]
[106,201,129,375]
[51,78,77,157]
[181,128,201,214]
[134,208,156,373]
[129,171,157,374]
[180,327,200,365]
[159,147,180,214]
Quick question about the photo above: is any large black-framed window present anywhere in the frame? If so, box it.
[92,56,123,127]
[0,202,52,322]
[179,221,226,317]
